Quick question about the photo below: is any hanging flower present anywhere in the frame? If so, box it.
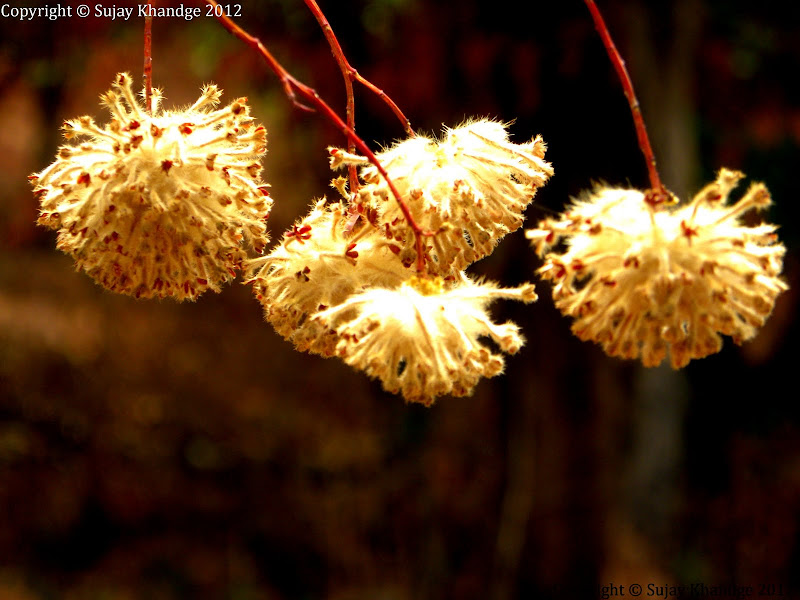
[31,73,271,300]
[527,169,788,368]
[330,119,553,275]
[247,199,409,356]
[314,275,537,405]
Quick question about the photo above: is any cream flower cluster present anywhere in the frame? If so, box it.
[315,276,537,406]
[249,119,549,403]
[247,199,409,357]
[331,120,553,275]
[32,73,271,300]
[526,169,787,368]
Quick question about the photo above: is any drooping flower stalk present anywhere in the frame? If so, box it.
[143,10,153,114]
[205,0,432,272]
[583,0,670,206]
[526,1,787,368]
[303,0,415,197]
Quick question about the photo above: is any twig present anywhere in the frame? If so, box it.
[304,0,415,138]
[583,0,669,204]
[143,12,153,114]
[204,0,431,271]
[304,0,359,195]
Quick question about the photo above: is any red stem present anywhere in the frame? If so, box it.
[304,0,359,195]
[304,0,414,138]
[583,0,664,197]
[205,0,429,271]
[144,12,153,114]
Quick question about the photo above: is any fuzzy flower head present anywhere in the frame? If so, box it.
[314,275,537,405]
[31,73,271,300]
[247,199,409,357]
[527,169,787,368]
[330,120,553,275]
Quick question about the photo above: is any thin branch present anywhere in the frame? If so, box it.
[304,0,414,139]
[143,12,153,114]
[583,0,668,203]
[204,0,430,271]
[304,0,359,195]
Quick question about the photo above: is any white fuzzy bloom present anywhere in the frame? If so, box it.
[32,73,271,300]
[314,275,537,405]
[247,199,409,356]
[527,169,787,368]
[331,119,552,275]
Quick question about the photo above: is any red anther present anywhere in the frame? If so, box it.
[329,148,339,155]
[623,256,640,268]
[545,231,554,244]
[286,223,312,242]
[179,123,193,135]
[161,160,173,174]
[247,163,260,177]
[153,278,163,290]
[345,243,359,259]
[680,220,698,240]
[151,124,163,137]
[77,172,91,186]
[112,262,122,276]
[602,278,617,287]
[221,166,231,185]
[116,245,124,253]
[388,244,401,255]
[197,278,208,285]
[257,186,270,196]
[130,135,143,148]
[571,258,585,271]
[384,223,393,239]
[28,174,39,181]
[183,282,191,294]
[553,263,567,279]
[127,120,141,130]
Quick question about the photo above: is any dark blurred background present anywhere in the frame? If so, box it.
[1,1,799,598]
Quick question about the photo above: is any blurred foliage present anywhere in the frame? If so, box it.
[1,1,799,598]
